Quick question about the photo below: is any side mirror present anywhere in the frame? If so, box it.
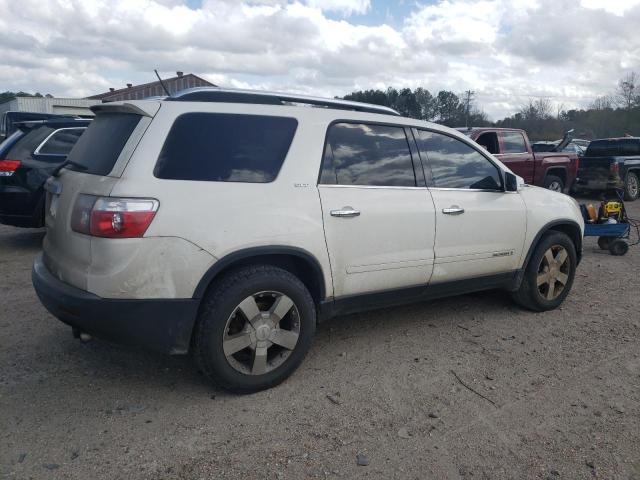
[505,171,518,192]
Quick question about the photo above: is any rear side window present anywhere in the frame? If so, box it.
[415,130,502,190]
[36,128,85,156]
[4,127,55,160]
[586,140,619,157]
[66,113,141,175]
[320,123,416,187]
[501,131,527,154]
[155,113,297,183]
[620,140,640,155]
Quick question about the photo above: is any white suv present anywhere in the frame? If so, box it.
[32,88,584,392]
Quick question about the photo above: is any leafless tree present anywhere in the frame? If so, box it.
[590,95,614,110]
[616,71,638,110]
[519,97,552,120]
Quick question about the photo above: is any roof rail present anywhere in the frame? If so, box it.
[166,87,400,116]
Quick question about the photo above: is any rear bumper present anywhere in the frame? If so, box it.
[32,253,199,354]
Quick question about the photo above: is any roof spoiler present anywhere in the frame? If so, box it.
[90,102,159,117]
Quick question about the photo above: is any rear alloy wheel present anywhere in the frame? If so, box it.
[624,172,639,201]
[511,231,577,312]
[194,265,315,393]
[223,291,301,376]
[544,175,564,193]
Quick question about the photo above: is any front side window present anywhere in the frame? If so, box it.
[501,131,527,154]
[320,123,416,187]
[155,113,297,183]
[36,128,85,156]
[415,130,502,190]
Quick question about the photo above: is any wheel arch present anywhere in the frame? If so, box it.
[523,220,583,269]
[544,167,567,185]
[193,246,327,305]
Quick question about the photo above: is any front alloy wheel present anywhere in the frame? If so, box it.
[510,231,577,312]
[536,245,570,301]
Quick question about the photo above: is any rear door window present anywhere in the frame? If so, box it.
[501,131,527,154]
[35,128,86,156]
[319,122,416,187]
[66,113,141,175]
[155,113,297,183]
[415,130,502,190]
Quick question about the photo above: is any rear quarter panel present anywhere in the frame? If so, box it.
[111,102,335,298]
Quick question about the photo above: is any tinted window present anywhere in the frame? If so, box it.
[66,113,141,175]
[4,127,55,160]
[155,113,297,183]
[321,123,416,187]
[586,140,621,157]
[620,139,640,155]
[415,130,502,190]
[37,128,85,155]
[502,131,527,153]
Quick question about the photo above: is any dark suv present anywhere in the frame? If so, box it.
[0,118,91,227]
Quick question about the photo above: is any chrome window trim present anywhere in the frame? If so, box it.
[428,187,506,193]
[33,127,87,156]
[318,184,429,191]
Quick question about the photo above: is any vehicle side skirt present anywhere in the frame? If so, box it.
[319,270,521,321]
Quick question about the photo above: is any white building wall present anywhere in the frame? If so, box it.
[0,97,100,117]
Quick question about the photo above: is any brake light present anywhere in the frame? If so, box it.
[0,160,21,176]
[71,195,159,238]
[611,162,620,174]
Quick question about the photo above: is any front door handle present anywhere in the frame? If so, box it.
[330,207,360,218]
[442,206,465,215]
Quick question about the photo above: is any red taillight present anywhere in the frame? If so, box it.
[611,162,619,174]
[71,195,159,238]
[0,159,21,176]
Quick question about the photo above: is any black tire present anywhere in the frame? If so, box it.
[511,231,577,312]
[609,239,629,256]
[623,171,639,201]
[193,265,316,393]
[544,175,564,193]
[597,236,611,250]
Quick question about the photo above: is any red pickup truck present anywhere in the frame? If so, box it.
[457,127,579,192]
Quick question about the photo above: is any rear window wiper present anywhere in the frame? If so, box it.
[52,159,87,177]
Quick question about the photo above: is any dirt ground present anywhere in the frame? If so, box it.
[1,195,639,480]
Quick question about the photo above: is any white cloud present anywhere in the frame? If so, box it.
[0,0,638,119]
[304,0,370,16]
[581,0,640,15]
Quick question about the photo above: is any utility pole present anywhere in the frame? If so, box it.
[464,90,475,128]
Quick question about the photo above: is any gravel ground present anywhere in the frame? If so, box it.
[1,196,639,480]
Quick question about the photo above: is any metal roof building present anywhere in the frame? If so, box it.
[87,72,216,102]
[0,96,100,117]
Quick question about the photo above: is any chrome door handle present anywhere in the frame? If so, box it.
[442,206,465,215]
[330,207,360,218]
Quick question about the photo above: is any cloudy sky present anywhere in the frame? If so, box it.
[1,0,639,119]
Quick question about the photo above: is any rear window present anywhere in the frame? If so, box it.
[36,128,85,156]
[154,113,298,183]
[3,127,55,160]
[66,113,141,175]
